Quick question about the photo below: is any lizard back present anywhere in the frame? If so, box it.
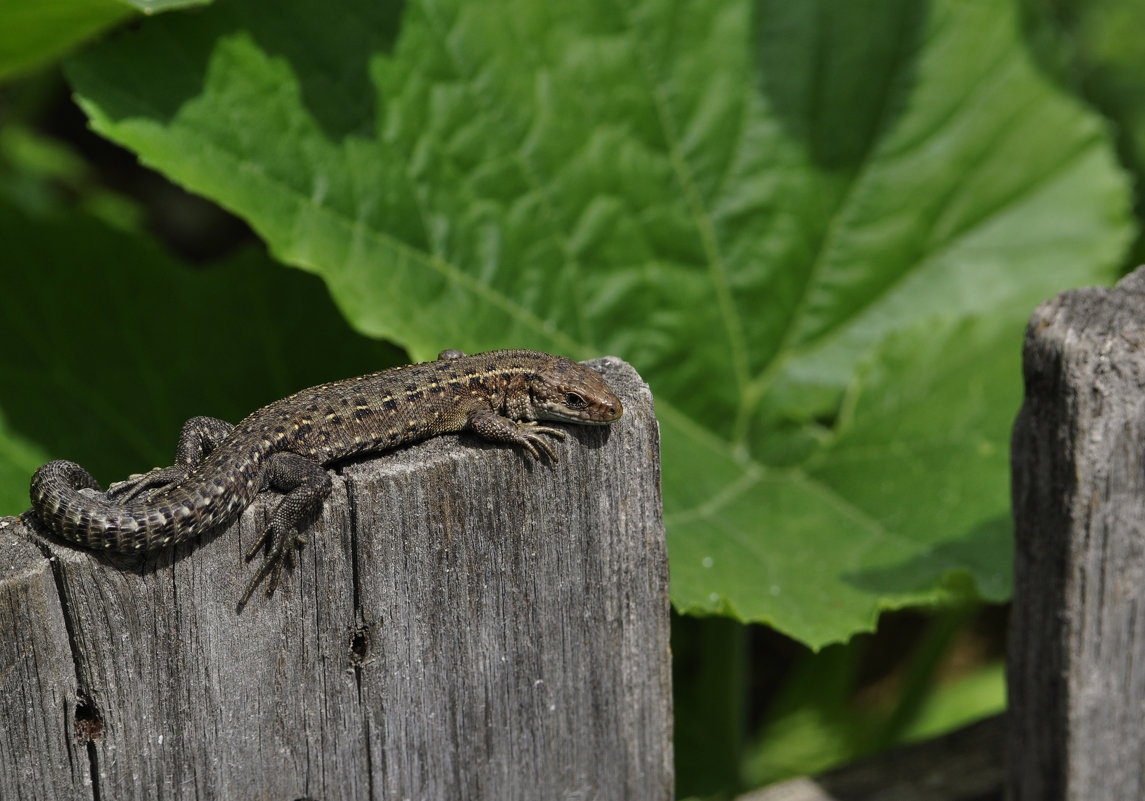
[28,350,622,574]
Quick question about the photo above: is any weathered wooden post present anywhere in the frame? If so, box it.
[0,358,671,801]
[1010,267,1145,799]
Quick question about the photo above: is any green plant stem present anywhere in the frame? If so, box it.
[869,604,977,753]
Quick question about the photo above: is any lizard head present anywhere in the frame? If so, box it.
[529,356,623,425]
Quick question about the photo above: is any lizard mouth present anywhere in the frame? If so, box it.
[536,398,623,424]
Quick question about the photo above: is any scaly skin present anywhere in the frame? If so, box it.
[28,349,623,607]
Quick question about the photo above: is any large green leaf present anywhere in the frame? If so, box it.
[60,0,1132,646]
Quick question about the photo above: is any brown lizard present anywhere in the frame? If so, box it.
[27,349,622,608]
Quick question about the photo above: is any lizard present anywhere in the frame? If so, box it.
[25,349,623,609]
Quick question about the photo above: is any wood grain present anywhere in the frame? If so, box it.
[1009,267,1145,800]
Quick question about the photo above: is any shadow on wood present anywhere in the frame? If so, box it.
[0,358,671,801]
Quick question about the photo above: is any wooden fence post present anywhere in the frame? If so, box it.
[0,358,671,801]
[1010,267,1145,799]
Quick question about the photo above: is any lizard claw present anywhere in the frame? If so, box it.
[237,527,307,611]
[518,422,565,461]
[107,466,188,503]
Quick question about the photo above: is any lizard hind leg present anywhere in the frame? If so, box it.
[237,451,332,610]
[107,416,235,503]
[107,465,190,503]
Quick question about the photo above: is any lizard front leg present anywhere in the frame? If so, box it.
[466,408,566,461]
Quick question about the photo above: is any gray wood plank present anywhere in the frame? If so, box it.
[1,357,670,800]
[0,529,92,801]
[1009,267,1145,800]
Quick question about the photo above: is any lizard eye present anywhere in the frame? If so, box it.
[563,392,587,410]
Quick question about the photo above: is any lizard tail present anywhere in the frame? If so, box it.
[30,460,180,551]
